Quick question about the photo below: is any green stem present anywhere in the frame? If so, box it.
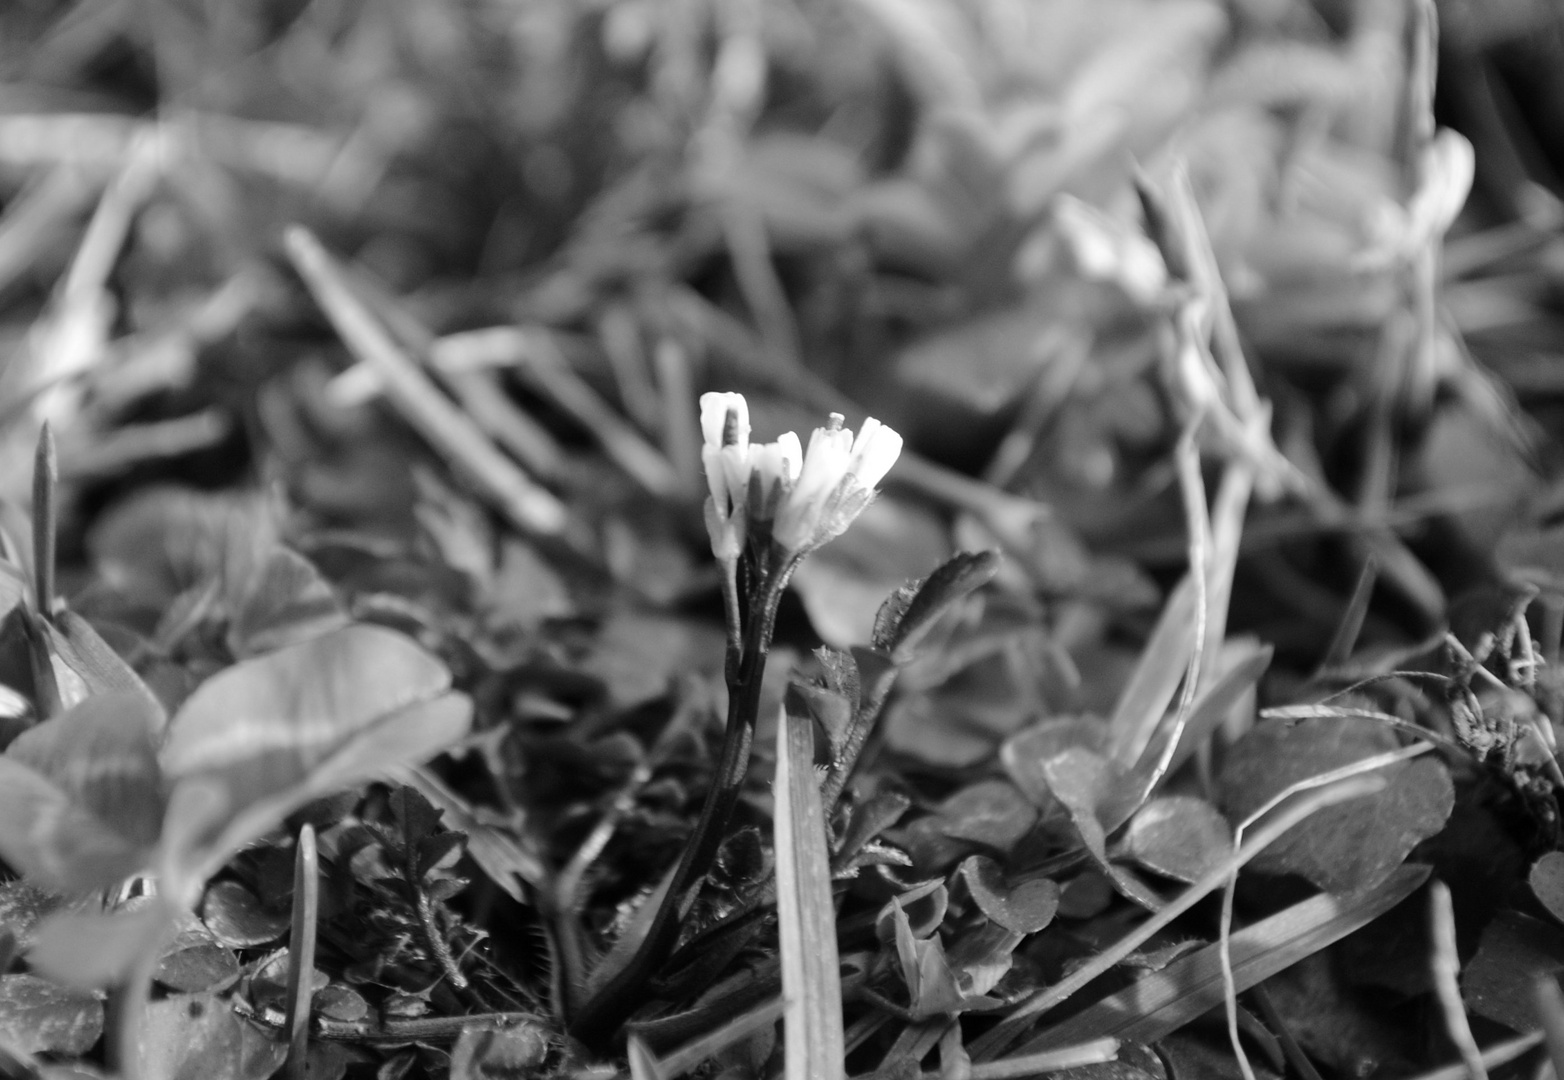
[569,558,789,1048]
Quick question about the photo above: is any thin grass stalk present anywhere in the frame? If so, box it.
[1429,880,1486,1080]
[31,422,55,617]
[284,823,319,1080]
[1532,978,1564,1080]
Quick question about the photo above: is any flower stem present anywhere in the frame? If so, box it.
[569,560,789,1049]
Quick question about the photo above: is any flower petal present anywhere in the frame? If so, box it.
[699,392,750,450]
[847,417,902,491]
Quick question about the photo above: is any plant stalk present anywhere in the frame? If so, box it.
[569,558,788,1048]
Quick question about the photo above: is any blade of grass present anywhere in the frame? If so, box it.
[776,705,845,1080]
[1021,864,1429,1053]
[1532,978,1564,1080]
[1107,572,1196,764]
[1403,1032,1542,1080]
[628,1034,669,1080]
[31,423,55,617]
[941,1038,1118,1079]
[1430,880,1487,1080]
[284,823,319,1080]
[284,227,567,537]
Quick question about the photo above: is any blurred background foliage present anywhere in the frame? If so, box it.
[1,0,1561,655]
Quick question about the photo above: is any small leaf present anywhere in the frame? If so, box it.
[0,757,152,893]
[7,691,166,848]
[29,905,172,989]
[155,925,240,993]
[226,547,348,658]
[1001,716,1110,814]
[1464,910,1564,1032]
[449,1021,553,1080]
[1040,749,1162,910]
[390,784,443,848]
[314,983,368,1022]
[201,881,290,948]
[958,856,1060,933]
[876,880,947,943]
[0,974,103,1056]
[0,880,62,949]
[880,550,1001,662]
[170,692,472,883]
[834,790,910,866]
[1532,852,1564,925]
[1118,796,1233,884]
[415,832,466,879]
[161,623,451,780]
[137,992,286,1080]
[47,612,165,723]
[890,899,963,1019]
[1219,717,1454,894]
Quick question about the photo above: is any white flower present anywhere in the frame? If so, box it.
[747,430,802,522]
[773,413,903,553]
[700,392,752,561]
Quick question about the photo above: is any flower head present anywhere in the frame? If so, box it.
[773,412,903,554]
[698,392,902,562]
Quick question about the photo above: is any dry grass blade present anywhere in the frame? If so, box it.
[1403,1033,1543,1080]
[1429,880,1487,1080]
[775,706,845,1080]
[1108,573,1196,763]
[1532,977,1564,1080]
[627,1034,668,1080]
[1021,864,1428,1053]
[284,227,567,537]
[949,1038,1119,1079]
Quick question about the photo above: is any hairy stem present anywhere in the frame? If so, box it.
[569,558,789,1048]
